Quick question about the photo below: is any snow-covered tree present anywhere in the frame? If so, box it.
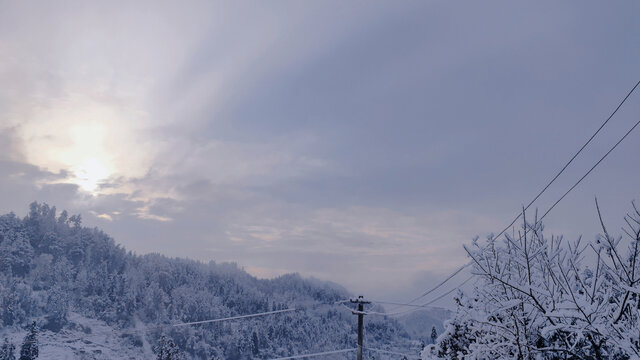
[430,326,438,344]
[1,338,16,360]
[43,286,68,331]
[427,202,640,359]
[155,336,184,360]
[19,322,38,360]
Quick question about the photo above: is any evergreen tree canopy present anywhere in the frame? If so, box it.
[19,322,37,360]
[1,338,16,360]
[430,326,437,344]
[155,336,184,360]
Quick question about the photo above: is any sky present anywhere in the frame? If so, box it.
[0,0,639,304]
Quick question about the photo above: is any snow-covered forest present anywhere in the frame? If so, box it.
[0,202,413,359]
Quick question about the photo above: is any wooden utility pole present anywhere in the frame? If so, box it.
[350,295,370,360]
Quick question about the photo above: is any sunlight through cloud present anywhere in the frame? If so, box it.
[15,95,154,196]
[72,157,110,193]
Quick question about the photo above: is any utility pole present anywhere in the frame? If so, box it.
[350,295,370,360]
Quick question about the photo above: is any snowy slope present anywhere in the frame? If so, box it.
[1,312,152,360]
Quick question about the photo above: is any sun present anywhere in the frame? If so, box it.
[18,99,121,194]
[72,158,111,194]
[17,96,154,196]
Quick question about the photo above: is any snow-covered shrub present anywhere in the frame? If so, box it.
[427,202,640,359]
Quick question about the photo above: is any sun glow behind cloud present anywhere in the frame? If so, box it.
[72,157,110,193]
[15,95,153,195]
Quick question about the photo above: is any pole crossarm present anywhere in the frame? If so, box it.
[350,296,371,305]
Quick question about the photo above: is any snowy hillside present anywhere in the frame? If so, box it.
[1,312,154,359]
[0,203,421,359]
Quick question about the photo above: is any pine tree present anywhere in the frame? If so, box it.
[430,326,438,344]
[43,286,68,331]
[166,339,182,360]
[154,336,183,360]
[1,338,16,360]
[251,331,260,355]
[19,322,38,360]
[155,336,168,360]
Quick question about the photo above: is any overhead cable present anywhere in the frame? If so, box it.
[494,79,640,241]
[397,80,640,309]
[369,275,474,317]
[266,348,357,360]
[539,116,640,223]
[364,347,422,359]
[172,308,297,327]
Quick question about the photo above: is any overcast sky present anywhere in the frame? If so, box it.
[1,0,639,304]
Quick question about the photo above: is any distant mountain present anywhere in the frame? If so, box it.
[394,308,452,343]
[0,202,416,359]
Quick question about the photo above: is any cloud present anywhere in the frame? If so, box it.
[0,0,346,214]
[218,205,498,292]
[90,211,114,222]
[0,0,639,301]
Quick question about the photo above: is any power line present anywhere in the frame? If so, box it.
[403,275,473,314]
[410,262,470,302]
[493,79,640,241]
[387,261,471,311]
[171,308,297,327]
[354,94,640,343]
[166,299,350,328]
[370,299,451,309]
[369,300,431,308]
[397,79,640,309]
[23,299,355,357]
[64,299,351,339]
[365,93,639,347]
[368,275,474,317]
[266,348,357,360]
[364,347,422,359]
[539,116,640,223]
[48,308,300,342]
